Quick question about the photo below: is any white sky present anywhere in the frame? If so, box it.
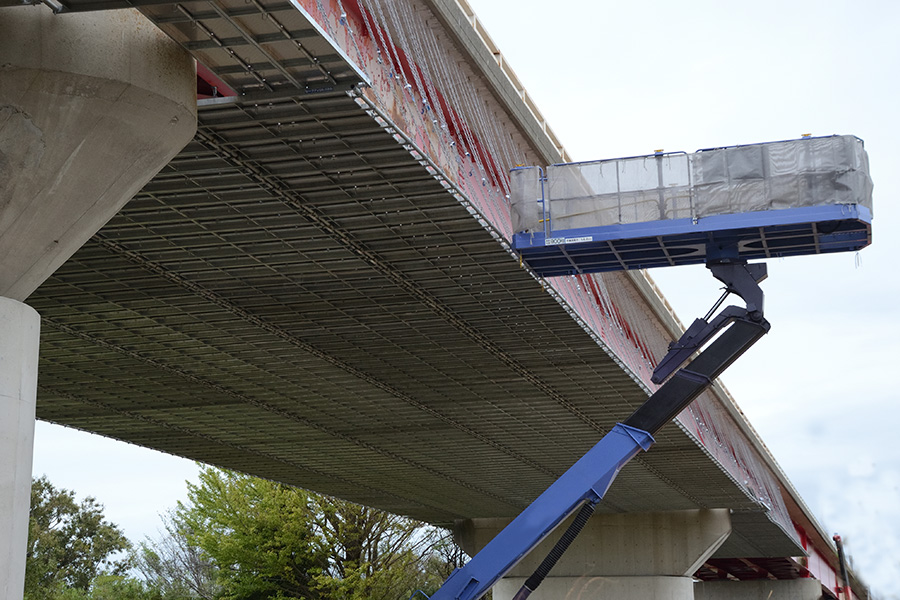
[32,0,899,597]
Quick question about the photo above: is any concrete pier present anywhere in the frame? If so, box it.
[456,509,732,600]
[0,300,40,600]
[0,6,198,301]
[0,7,197,598]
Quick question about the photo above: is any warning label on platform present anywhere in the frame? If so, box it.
[545,236,593,246]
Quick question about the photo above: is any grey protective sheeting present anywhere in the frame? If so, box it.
[510,135,872,234]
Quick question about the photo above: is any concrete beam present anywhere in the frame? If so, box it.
[694,579,824,600]
[456,509,732,600]
[421,0,567,165]
[457,509,732,577]
[497,576,695,600]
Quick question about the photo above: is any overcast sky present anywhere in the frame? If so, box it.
[32,1,899,598]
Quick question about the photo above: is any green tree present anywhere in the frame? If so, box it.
[169,466,464,600]
[86,575,163,600]
[175,468,330,599]
[25,476,131,600]
[135,511,220,600]
[309,496,465,599]
[310,498,437,600]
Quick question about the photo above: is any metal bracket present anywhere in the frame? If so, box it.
[651,257,767,384]
[709,261,767,320]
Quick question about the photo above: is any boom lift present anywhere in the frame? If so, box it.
[428,136,873,600]
[431,252,768,600]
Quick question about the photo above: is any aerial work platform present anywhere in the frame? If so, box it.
[431,135,875,600]
[510,135,872,276]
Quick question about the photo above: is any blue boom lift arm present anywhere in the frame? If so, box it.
[429,258,770,600]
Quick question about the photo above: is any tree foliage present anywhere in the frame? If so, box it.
[25,476,132,600]
[24,470,466,600]
[311,497,434,600]
[173,468,328,599]
[148,466,465,600]
[135,511,220,600]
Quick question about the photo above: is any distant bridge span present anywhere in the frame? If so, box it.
[0,0,865,597]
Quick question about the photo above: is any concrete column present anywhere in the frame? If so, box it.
[0,299,40,600]
[455,509,732,600]
[0,7,197,600]
[694,579,823,600]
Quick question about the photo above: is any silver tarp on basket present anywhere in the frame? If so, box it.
[510,135,872,234]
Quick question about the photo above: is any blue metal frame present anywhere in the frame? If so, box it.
[512,204,871,277]
[430,424,654,600]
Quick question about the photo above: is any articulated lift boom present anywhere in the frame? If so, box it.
[430,257,770,600]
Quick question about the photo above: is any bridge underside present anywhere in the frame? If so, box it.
[31,92,793,558]
[23,0,803,563]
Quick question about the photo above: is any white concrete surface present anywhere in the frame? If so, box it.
[0,6,197,300]
[496,575,695,600]
[0,299,40,600]
[457,509,732,600]
[694,578,824,600]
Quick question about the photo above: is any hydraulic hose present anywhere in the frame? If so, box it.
[511,502,596,600]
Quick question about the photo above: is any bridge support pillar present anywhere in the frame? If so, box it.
[0,6,197,599]
[0,299,40,600]
[0,5,197,302]
[455,509,732,600]
[694,579,823,600]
